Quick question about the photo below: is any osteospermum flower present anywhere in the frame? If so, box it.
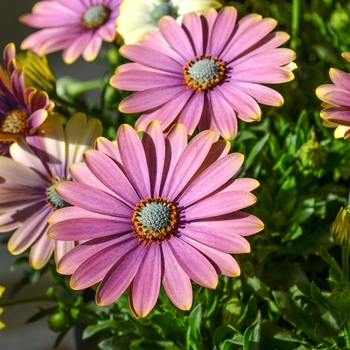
[20,0,122,64]
[316,52,350,139]
[110,6,297,140]
[0,43,54,155]
[48,121,264,317]
[0,113,102,269]
[117,0,221,45]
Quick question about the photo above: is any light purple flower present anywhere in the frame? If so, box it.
[110,6,297,140]
[20,0,122,64]
[0,43,54,155]
[0,113,102,269]
[48,121,264,317]
[316,52,350,139]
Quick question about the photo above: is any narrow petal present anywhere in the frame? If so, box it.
[160,124,188,195]
[161,241,192,310]
[8,205,51,254]
[190,211,264,236]
[83,150,139,206]
[142,121,165,197]
[48,218,133,241]
[158,16,195,60]
[0,156,48,188]
[330,68,350,92]
[119,45,183,74]
[208,90,238,140]
[71,239,136,290]
[316,83,343,101]
[82,36,103,62]
[185,192,257,220]
[96,246,147,306]
[130,245,161,317]
[180,224,250,254]
[54,240,75,265]
[179,236,241,277]
[119,85,185,114]
[63,31,93,64]
[178,153,244,206]
[164,130,216,199]
[29,233,54,269]
[57,235,132,275]
[323,91,350,107]
[95,137,122,164]
[208,7,237,56]
[321,107,350,125]
[182,12,203,55]
[169,238,218,288]
[117,124,150,199]
[232,67,294,84]
[56,182,133,217]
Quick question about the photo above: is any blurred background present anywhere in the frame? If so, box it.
[0,1,107,349]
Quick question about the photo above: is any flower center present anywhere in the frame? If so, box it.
[0,109,29,135]
[46,178,70,210]
[132,196,178,246]
[151,2,177,25]
[82,5,111,29]
[183,54,226,93]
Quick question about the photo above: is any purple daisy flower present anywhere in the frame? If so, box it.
[110,6,297,140]
[20,0,122,64]
[0,113,102,269]
[316,52,350,139]
[48,121,264,318]
[0,43,54,155]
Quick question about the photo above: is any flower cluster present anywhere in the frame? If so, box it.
[0,0,307,323]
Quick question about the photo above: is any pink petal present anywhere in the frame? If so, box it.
[182,12,203,55]
[169,238,218,288]
[178,153,244,206]
[29,232,54,269]
[130,245,161,317]
[71,239,136,290]
[323,91,350,107]
[142,121,165,197]
[164,130,216,199]
[117,124,150,199]
[63,30,93,64]
[159,16,195,60]
[96,246,147,306]
[56,181,133,217]
[162,241,192,310]
[185,191,257,220]
[330,68,350,92]
[83,150,139,206]
[95,137,122,164]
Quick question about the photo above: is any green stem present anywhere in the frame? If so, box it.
[342,246,349,283]
[290,0,301,50]
[0,296,54,307]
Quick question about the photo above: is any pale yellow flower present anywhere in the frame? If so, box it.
[117,0,222,44]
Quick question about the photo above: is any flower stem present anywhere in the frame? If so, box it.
[290,0,301,50]
[342,246,349,283]
[0,296,53,307]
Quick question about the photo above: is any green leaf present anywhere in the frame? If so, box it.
[243,133,270,172]
[243,311,261,350]
[320,246,342,276]
[186,304,203,350]
[310,281,328,308]
[82,320,118,340]
[98,333,140,350]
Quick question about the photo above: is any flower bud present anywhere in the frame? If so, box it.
[48,310,70,332]
[331,206,350,247]
[328,283,350,314]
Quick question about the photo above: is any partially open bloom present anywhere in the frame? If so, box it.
[0,43,54,155]
[331,206,350,247]
[16,50,56,95]
[111,6,296,140]
[117,0,221,45]
[0,113,102,269]
[20,0,122,64]
[48,121,264,317]
[316,52,350,139]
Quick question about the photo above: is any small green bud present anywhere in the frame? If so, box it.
[299,140,327,169]
[331,206,350,247]
[48,310,70,332]
[222,297,244,326]
[328,283,350,313]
